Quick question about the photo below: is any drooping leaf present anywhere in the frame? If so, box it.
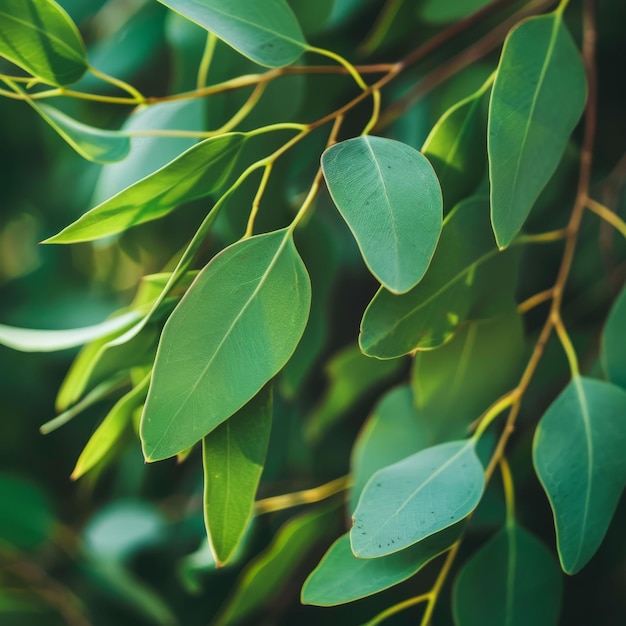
[71,374,151,480]
[533,376,626,573]
[141,229,310,461]
[488,12,587,248]
[422,83,488,210]
[359,196,514,358]
[453,522,563,626]
[92,98,206,202]
[601,284,626,389]
[44,132,247,243]
[0,0,87,86]
[351,439,484,558]
[0,310,140,352]
[322,136,443,294]
[350,385,435,511]
[213,507,334,626]
[305,343,405,442]
[411,312,525,439]
[203,385,272,566]
[156,0,307,68]
[302,524,461,606]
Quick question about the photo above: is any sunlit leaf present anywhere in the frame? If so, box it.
[203,386,272,566]
[0,0,87,86]
[351,439,484,558]
[453,523,563,625]
[44,133,247,243]
[488,12,586,248]
[533,376,626,573]
[157,0,307,68]
[322,136,443,294]
[141,229,310,461]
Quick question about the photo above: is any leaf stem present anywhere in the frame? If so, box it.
[245,164,273,238]
[517,228,568,244]
[586,197,626,239]
[197,32,218,90]
[552,313,580,376]
[359,0,405,56]
[362,88,381,136]
[361,593,431,626]
[499,457,515,525]
[88,65,145,103]
[253,475,351,515]
[472,390,519,439]
[306,46,368,91]
[518,288,555,314]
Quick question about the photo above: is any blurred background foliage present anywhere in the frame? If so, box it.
[0,0,625,624]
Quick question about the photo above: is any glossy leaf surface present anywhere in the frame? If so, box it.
[601,284,626,389]
[302,524,460,606]
[453,523,563,626]
[322,136,443,294]
[0,0,87,85]
[157,0,306,67]
[45,133,247,243]
[203,386,272,566]
[360,197,509,358]
[351,440,484,557]
[489,13,586,247]
[533,376,626,573]
[141,229,310,461]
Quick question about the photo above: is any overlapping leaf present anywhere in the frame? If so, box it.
[533,376,626,573]
[322,136,443,294]
[601,284,626,389]
[489,12,587,247]
[141,229,310,461]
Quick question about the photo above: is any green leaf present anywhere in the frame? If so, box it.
[0,474,55,550]
[0,0,87,86]
[359,196,513,358]
[305,343,405,442]
[488,12,587,248]
[418,0,491,23]
[601,284,626,389]
[0,310,140,352]
[156,0,307,68]
[203,385,272,566]
[422,84,488,210]
[71,374,151,480]
[92,99,206,202]
[141,229,310,461]
[322,136,443,294]
[351,439,484,558]
[350,385,435,511]
[213,507,333,626]
[44,132,247,243]
[453,523,563,626]
[412,312,525,439]
[533,376,626,573]
[302,524,461,606]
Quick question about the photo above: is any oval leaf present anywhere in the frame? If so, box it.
[488,12,587,248]
[533,376,626,573]
[453,523,563,626]
[302,524,461,606]
[601,284,626,389]
[322,136,443,294]
[157,0,306,68]
[351,439,484,558]
[141,229,310,461]
[0,0,87,86]
[44,133,247,243]
[203,385,272,566]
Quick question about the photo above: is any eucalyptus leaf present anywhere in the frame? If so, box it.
[0,310,140,352]
[418,0,491,23]
[351,439,484,558]
[156,0,307,68]
[359,196,509,358]
[0,0,87,86]
[601,284,626,389]
[71,374,151,480]
[141,229,310,461]
[453,523,563,626]
[302,524,461,606]
[533,376,626,573]
[322,136,443,294]
[203,385,272,566]
[488,12,587,248]
[44,133,247,243]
